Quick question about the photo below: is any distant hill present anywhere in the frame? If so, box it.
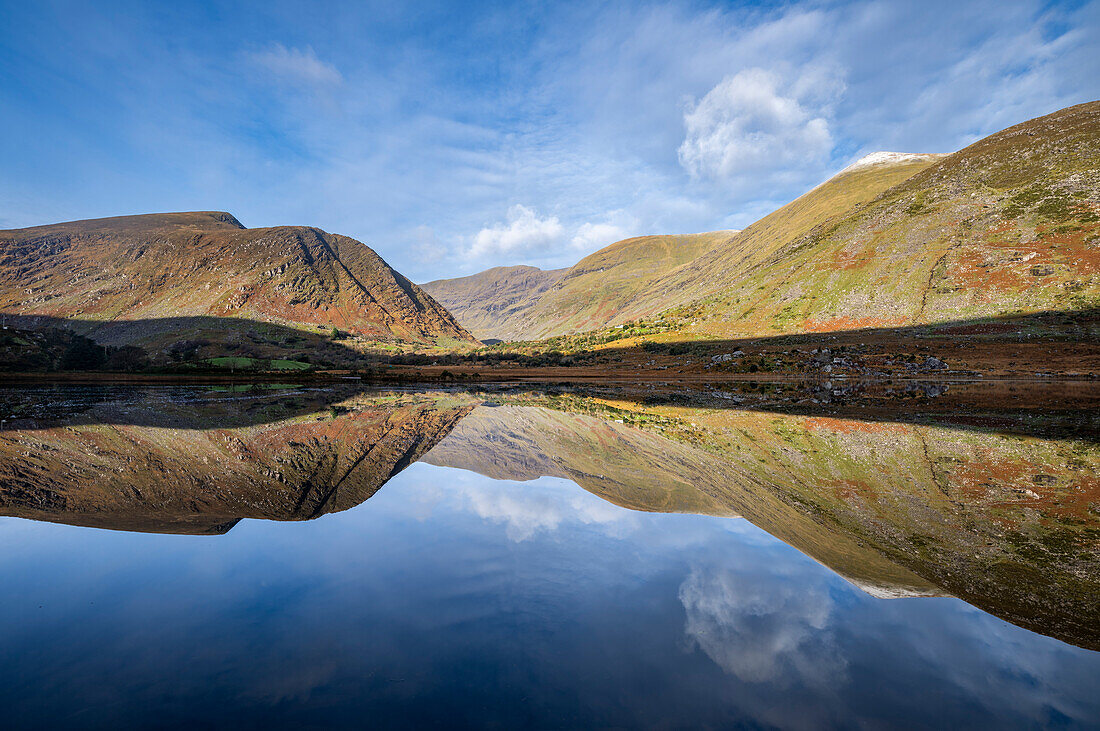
[0,211,475,352]
[423,231,737,341]
[421,265,567,341]
[424,101,1099,344]
[425,158,941,341]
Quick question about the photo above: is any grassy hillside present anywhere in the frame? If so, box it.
[643,102,1100,339]
[509,231,739,339]
[430,157,941,342]
[430,102,1098,349]
[0,211,475,353]
[612,155,946,323]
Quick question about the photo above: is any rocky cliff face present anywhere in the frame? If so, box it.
[0,211,475,347]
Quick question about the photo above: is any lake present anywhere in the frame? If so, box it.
[1,382,1098,729]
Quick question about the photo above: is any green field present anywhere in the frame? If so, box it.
[203,356,312,371]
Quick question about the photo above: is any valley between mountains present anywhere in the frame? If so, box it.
[1,101,1097,380]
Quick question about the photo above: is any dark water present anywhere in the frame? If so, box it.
[0,383,1098,729]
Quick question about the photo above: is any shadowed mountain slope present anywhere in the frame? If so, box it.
[0,211,474,348]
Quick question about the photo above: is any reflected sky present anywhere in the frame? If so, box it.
[1,461,1097,729]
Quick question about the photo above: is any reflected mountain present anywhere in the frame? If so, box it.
[0,385,474,533]
[0,381,1096,651]
[422,391,1099,651]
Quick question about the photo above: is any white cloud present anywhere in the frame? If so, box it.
[678,68,837,185]
[569,209,640,252]
[467,204,565,259]
[462,479,628,542]
[459,206,641,269]
[248,43,343,87]
[679,561,847,688]
[571,221,627,251]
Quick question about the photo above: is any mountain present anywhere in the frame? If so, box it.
[642,101,1100,339]
[422,404,741,517]
[425,101,1099,344]
[421,402,941,599]
[421,265,567,341]
[0,211,474,351]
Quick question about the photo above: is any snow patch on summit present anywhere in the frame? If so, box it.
[842,151,944,172]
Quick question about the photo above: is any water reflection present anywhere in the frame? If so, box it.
[0,381,1097,727]
[0,384,473,532]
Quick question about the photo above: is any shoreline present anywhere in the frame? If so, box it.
[1,368,1096,385]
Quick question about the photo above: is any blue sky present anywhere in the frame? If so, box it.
[1,0,1098,281]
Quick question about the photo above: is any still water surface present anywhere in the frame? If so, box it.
[0,383,1097,728]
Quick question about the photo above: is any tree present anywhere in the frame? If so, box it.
[60,335,107,371]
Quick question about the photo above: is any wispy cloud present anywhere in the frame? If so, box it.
[467,205,565,259]
[247,43,343,87]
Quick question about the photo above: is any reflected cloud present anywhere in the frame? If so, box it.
[460,477,633,542]
[679,561,847,688]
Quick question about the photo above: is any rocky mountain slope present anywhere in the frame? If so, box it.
[0,212,474,350]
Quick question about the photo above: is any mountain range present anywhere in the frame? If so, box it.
[424,101,1099,344]
[0,102,1095,365]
